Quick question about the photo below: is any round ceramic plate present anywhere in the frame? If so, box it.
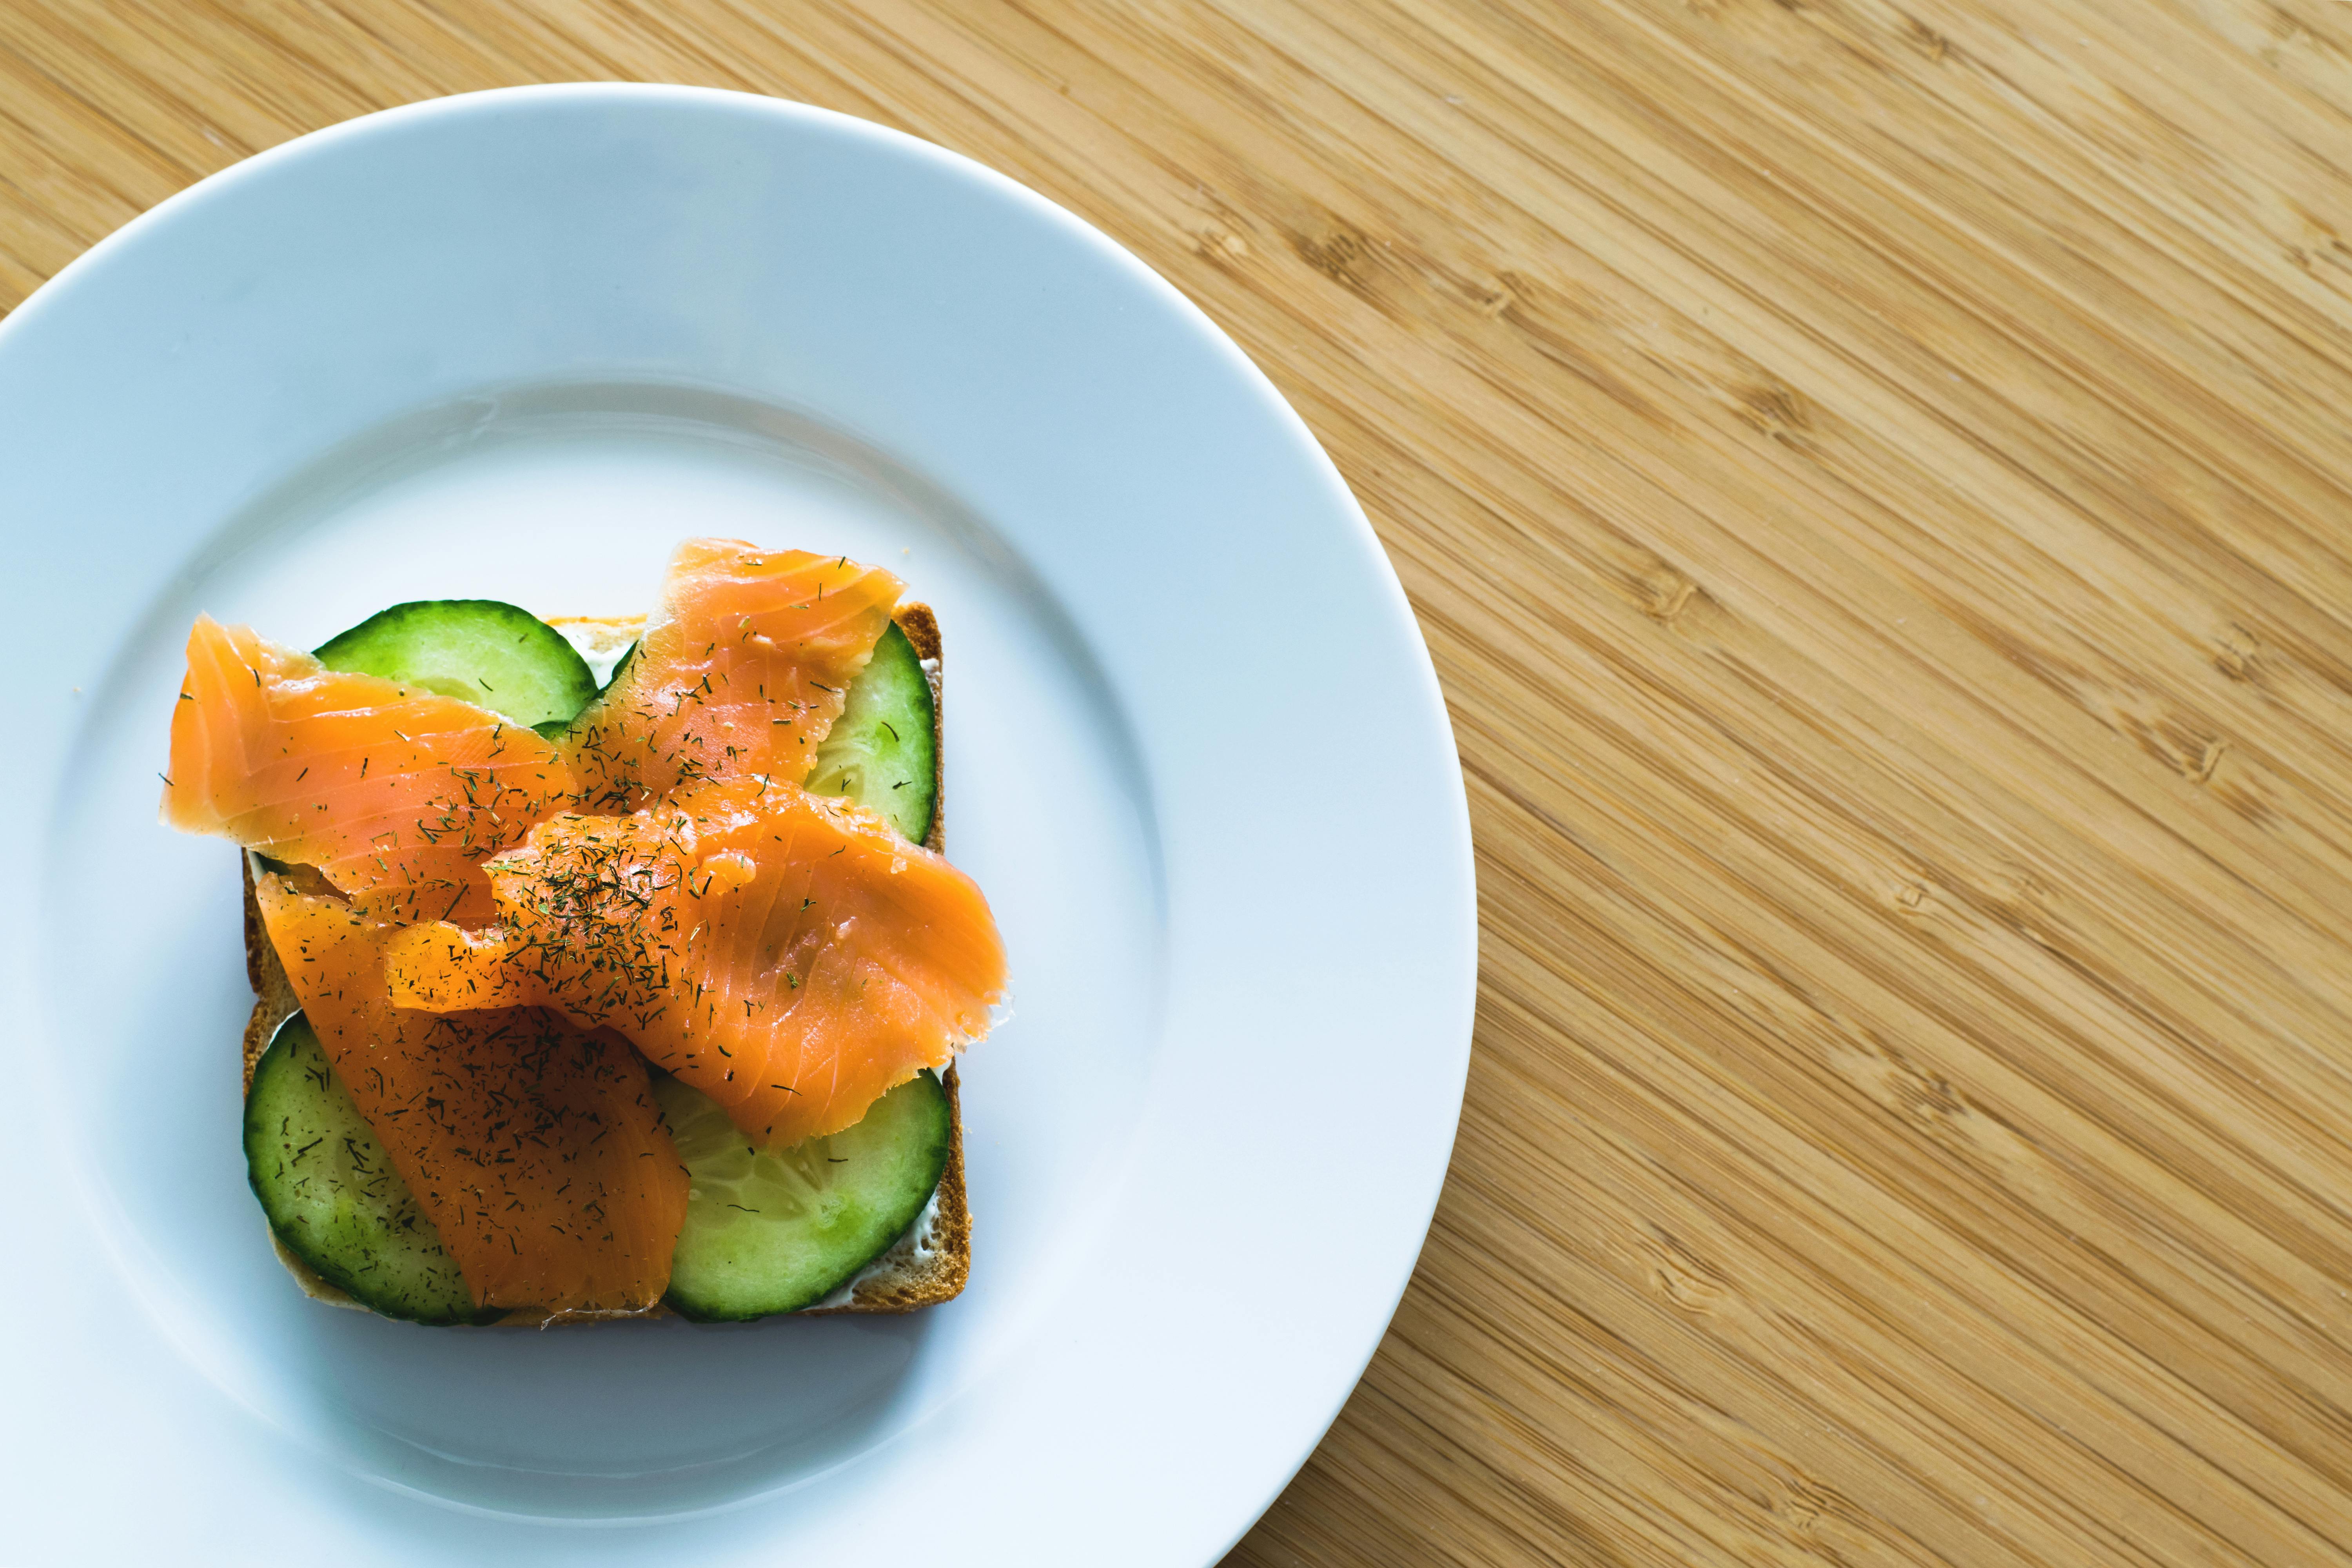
[0,85,1472,1565]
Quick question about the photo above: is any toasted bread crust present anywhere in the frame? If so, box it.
[240,600,971,1322]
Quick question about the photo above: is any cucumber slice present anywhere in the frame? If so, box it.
[655,1069,951,1321]
[601,639,639,692]
[243,1014,497,1326]
[315,599,597,731]
[539,639,640,743]
[806,621,936,842]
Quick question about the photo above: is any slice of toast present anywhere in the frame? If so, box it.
[239,602,970,1321]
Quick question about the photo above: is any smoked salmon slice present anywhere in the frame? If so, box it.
[563,540,904,811]
[256,869,689,1314]
[164,616,575,924]
[383,772,1007,1148]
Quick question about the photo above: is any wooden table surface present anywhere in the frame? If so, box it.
[10,2,2352,1562]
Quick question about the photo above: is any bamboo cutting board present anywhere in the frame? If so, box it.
[7,2,2352,1563]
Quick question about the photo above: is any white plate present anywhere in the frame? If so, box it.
[0,85,1472,1564]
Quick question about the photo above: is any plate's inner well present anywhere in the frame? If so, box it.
[49,383,1164,1518]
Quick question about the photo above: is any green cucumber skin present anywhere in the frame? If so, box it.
[806,620,937,843]
[657,1069,952,1323]
[601,639,639,692]
[315,599,598,731]
[243,1014,499,1326]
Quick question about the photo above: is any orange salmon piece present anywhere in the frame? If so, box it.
[385,773,1006,1147]
[563,540,903,811]
[256,871,688,1315]
[163,615,575,924]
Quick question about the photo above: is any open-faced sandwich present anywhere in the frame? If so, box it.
[160,539,1007,1326]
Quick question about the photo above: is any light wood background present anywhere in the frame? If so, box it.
[8,2,2352,1562]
